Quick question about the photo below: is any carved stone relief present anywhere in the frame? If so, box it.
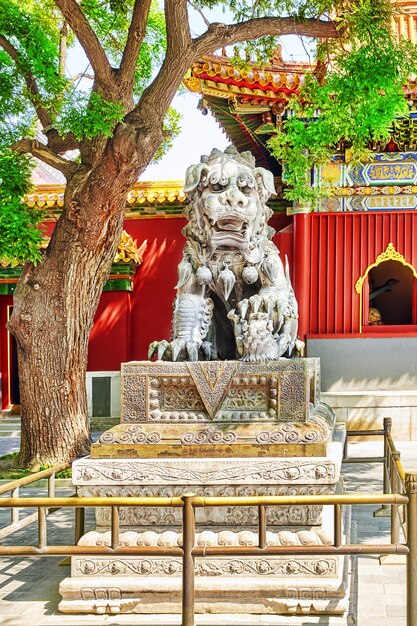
[77,527,333,548]
[74,557,337,578]
[118,359,322,426]
[82,483,329,527]
[74,458,338,486]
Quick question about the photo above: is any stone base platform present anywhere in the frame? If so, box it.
[59,359,349,617]
[60,526,350,615]
[59,574,349,616]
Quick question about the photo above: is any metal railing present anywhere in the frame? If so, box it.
[0,424,416,626]
[343,417,408,540]
[0,462,71,540]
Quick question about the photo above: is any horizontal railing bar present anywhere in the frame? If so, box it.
[343,457,385,464]
[0,543,408,558]
[192,544,409,556]
[0,545,184,556]
[197,494,408,507]
[0,463,71,495]
[346,429,385,437]
[0,493,408,508]
[0,496,184,508]
[0,512,38,540]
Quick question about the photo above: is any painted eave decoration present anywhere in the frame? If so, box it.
[24,181,188,217]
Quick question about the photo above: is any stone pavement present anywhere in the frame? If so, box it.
[0,419,415,625]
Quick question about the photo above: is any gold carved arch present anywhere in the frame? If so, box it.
[355,243,417,332]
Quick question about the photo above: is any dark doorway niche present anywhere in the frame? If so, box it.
[369,260,414,325]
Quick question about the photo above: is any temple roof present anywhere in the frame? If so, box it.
[184,50,311,177]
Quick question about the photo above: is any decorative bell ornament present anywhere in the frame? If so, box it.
[218,264,236,300]
[195,264,213,285]
[261,254,279,283]
[242,265,258,285]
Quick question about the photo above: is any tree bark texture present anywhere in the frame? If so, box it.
[8,124,160,468]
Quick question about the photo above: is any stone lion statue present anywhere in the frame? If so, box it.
[149,146,299,362]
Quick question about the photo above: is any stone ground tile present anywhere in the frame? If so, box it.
[359,574,387,584]
[356,601,387,618]
[38,616,352,626]
[383,583,406,596]
[355,621,405,626]
[354,582,382,596]
[385,605,406,617]
[0,578,26,600]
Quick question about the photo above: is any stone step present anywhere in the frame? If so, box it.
[0,419,21,438]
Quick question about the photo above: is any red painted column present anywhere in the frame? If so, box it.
[0,296,12,409]
[292,210,311,344]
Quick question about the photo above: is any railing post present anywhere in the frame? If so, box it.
[258,505,266,549]
[75,507,85,544]
[111,506,120,550]
[383,418,392,495]
[48,473,55,498]
[334,504,342,548]
[391,451,401,545]
[375,418,392,517]
[182,493,196,626]
[343,435,348,462]
[405,472,417,626]
[11,487,19,526]
[38,507,47,550]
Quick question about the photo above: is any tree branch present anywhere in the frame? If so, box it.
[59,21,69,76]
[193,16,339,57]
[12,139,78,179]
[119,0,153,84]
[129,14,339,131]
[187,0,210,29]
[53,0,114,93]
[126,0,193,124]
[46,130,80,155]
[70,72,94,83]
[0,34,54,130]
[165,0,192,55]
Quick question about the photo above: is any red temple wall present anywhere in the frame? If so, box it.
[88,216,186,370]
[308,211,417,335]
[3,208,417,407]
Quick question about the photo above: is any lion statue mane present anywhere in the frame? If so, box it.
[149,146,299,362]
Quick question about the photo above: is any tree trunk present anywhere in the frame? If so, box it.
[8,125,159,468]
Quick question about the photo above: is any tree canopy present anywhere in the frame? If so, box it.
[269,0,417,206]
[2,0,413,265]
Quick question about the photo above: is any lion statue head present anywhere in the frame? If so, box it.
[183,146,276,261]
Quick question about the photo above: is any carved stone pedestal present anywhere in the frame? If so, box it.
[59,359,349,616]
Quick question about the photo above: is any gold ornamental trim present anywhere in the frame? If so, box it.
[355,243,417,332]
[24,181,187,211]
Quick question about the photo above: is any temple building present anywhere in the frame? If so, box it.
[1,0,417,437]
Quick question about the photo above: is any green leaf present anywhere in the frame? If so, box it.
[0,149,43,265]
